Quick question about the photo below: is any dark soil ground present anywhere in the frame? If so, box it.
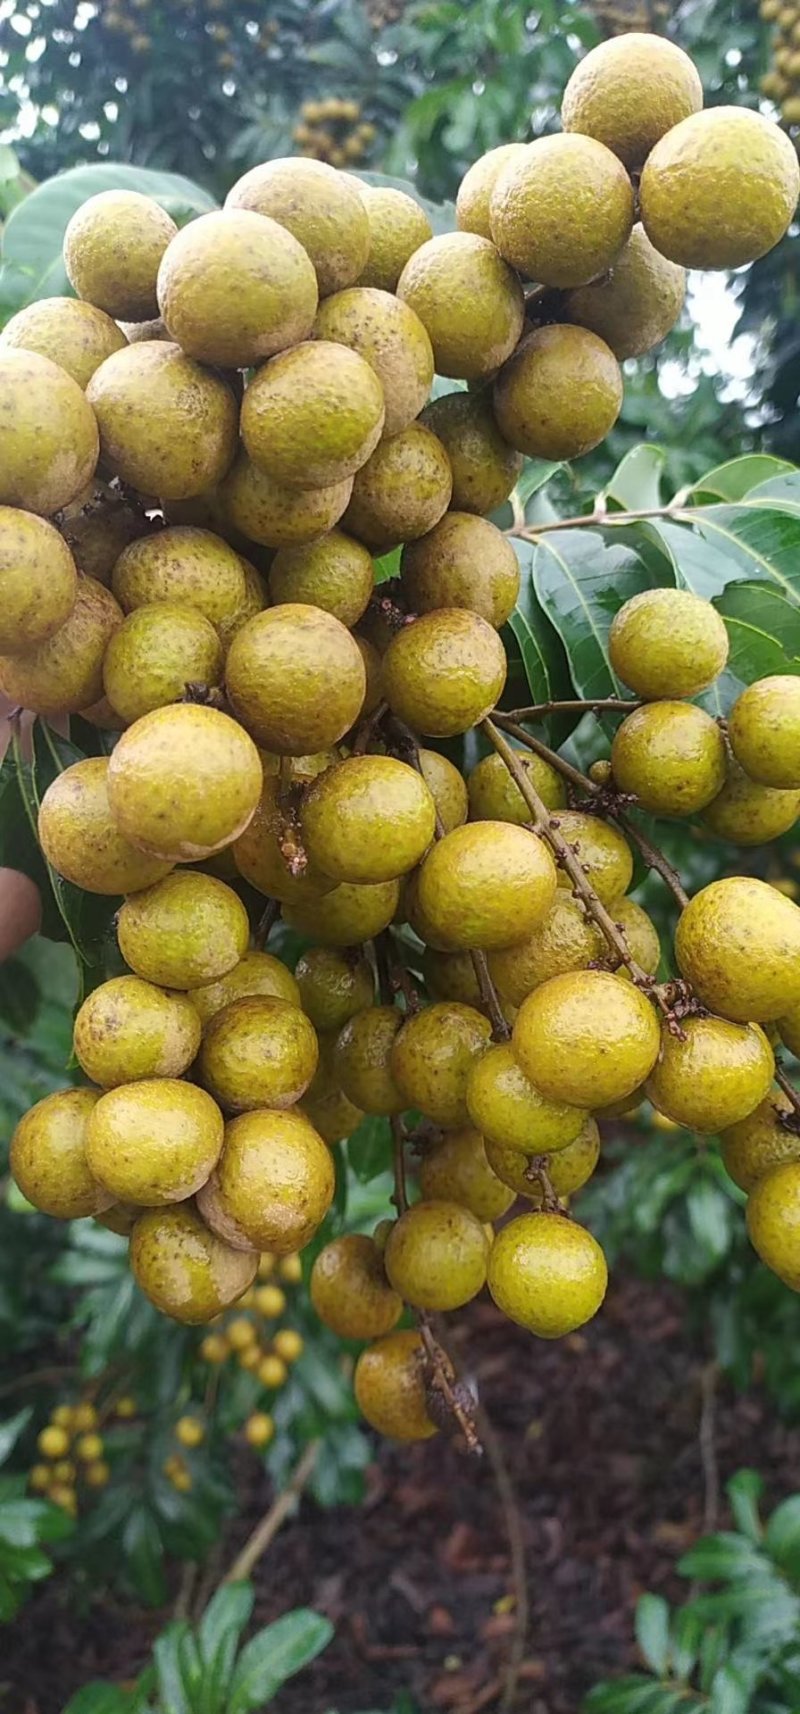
[7,1272,800,1714]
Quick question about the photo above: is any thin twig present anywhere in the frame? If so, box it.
[502,697,639,722]
[614,812,690,911]
[352,699,389,755]
[219,1440,321,1587]
[492,714,593,796]
[507,502,695,540]
[418,1316,482,1456]
[173,1560,198,1620]
[475,1400,528,1714]
[389,1113,409,1216]
[699,1361,720,1534]
[775,1065,800,1120]
[253,897,279,950]
[0,1364,79,1401]
[470,948,511,1041]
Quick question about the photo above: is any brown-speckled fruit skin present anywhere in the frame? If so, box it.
[64,189,177,320]
[0,576,121,716]
[301,756,436,885]
[493,324,622,462]
[465,1040,585,1153]
[488,1212,608,1337]
[383,609,507,739]
[703,760,800,846]
[112,526,247,633]
[58,479,146,585]
[728,675,800,790]
[485,1117,601,1201]
[11,1088,110,1219]
[646,1017,775,1134]
[746,1161,800,1288]
[401,512,519,629]
[314,287,434,439]
[191,951,301,1027]
[397,232,524,381]
[419,750,469,834]
[0,507,78,653]
[282,878,400,947]
[226,604,366,754]
[334,1005,406,1116]
[490,134,633,288]
[117,871,249,990]
[611,898,661,977]
[295,948,374,1032]
[268,530,374,630]
[198,996,319,1112]
[157,209,318,369]
[560,33,702,170]
[552,810,633,904]
[354,1329,437,1440]
[415,821,557,952]
[418,1127,514,1221]
[608,588,728,700]
[343,421,452,552]
[513,970,661,1108]
[675,877,800,1023]
[420,392,522,516]
[456,144,530,239]
[85,1078,224,1205]
[563,225,686,361]
[226,158,370,297]
[488,895,604,1007]
[0,297,126,389]
[87,342,238,501]
[356,187,433,293]
[720,1092,799,1192]
[74,975,202,1088]
[196,1108,335,1254]
[233,774,336,906]
[468,750,566,825]
[302,1037,366,1144]
[640,107,800,270]
[38,756,173,895]
[102,602,224,724]
[310,1234,402,1339]
[130,1203,257,1323]
[218,449,354,551]
[0,349,99,515]
[611,701,727,817]
[240,342,385,491]
[390,1001,491,1127]
[385,1199,489,1311]
[107,703,262,862]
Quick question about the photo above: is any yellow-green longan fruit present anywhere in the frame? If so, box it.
[674,876,800,1022]
[294,947,374,1032]
[746,1160,800,1289]
[106,703,262,862]
[37,757,173,895]
[85,1079,224,1205]
[465,1040,586,1154]
[418,1126,515,1221]
[390,1001,492,1127]
[0,508,78,654]
[102,602,224,725]
[720,1091,800,1191]
[11,1088,110,1219]
[333,1005,405,1115]
[301,756,436,885]
[728,675,800,789]
[553,811,633,906]
[198,996,319,1112]
[487,1211,608,1336]
[354,1330,437,1440]
[611,701,727,817]
[310,1234,402,1339]
[513,970,660,1108]
[485,1116,601,1201]
[197,1108,335,1255]
[383,608,507,739]
[702,759,800,846]
[415,821,557,952]
[191,951,301,1027]
[488,895,605,1007]
[73,975,202,1087]
[467,749,566,823]
[608,588,729,699]
[116,871,249,990]
[646,1016,774,1134]
[384,1199,490,1311]
[130,1204,257,1323]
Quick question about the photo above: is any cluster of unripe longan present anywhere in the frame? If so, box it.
[760,0,800,128]
[28,1398,117,1515]
[292,99,377,168]
[3,34,800,1444]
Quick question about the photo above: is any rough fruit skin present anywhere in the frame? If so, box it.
[0,297,126,388]
[611,701,727,817]
[130,1204,257,1324]
[490,134,634,288]
[295,947,374,1032]
[0,508,77,654]
[10,1088,109,1219]
[488,1212,608,1337]
[553,811,633,906]
[233,773,336,906]
[564,225,686,361]
[85,1079,224,1205]
[468,750,566,824]
[191,951,301,1027]
[611,897,661,978]
[0,576,121,715]
[218,449,354,551]
[419,1127,515,1221]
[383,608,507,739]
[107,703,262,862]
[746,1161,800,1288]
[301,756,436,885]
[226,158,370,297]
[198,996,319,1112]
[390,1001,492,1127]
[86,342,238,501]
[314,287,434,439]
[268,531,373,629]
[117,871,249,990]
[456,143,530,239]
[157,208,318,368]
[64,189,177,320]
[58,478,145,586]
[419,392,523,516]
[384,1200,489,1311]
[111,525,248,634]
[38,756,172,895]
[486,1118,601,1201]
[0,349,99,515]
[397,232,524,381]
[703,761,800,846]
[282,878,400,947]
[780,997,800,1057]
[488,895,604,1007]
[102,602,224,724]
[609,588,729,699]
[561,33,703,169]
[674,877,800,1022]
[196,1108,335,1254]
[343,421,452,552]
[74,976,202,1088]
[241,341,385,492]
[720,1092,799,1191]
[401,513,520,629]
[728,675,800,789]
[493,326,623,462]
[303,1038,366,1144]
[647,1017,774,1134]
[640,107,800,269]
[226,605,366,754]
[465,1041,586,1154]
[415,821,557,953]
[418,749,469,834]
[354,1330,437,1440]
[356,187,433,292]
[513,970,660,1107]
[334,1005,405,1116]
[310,1234,402,1339]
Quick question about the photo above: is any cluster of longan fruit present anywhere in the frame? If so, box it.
[292,99,377,168]
[28,1397,127,1514]
[761,0,800,128]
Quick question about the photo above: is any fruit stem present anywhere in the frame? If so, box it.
[388,1116,409,1215]
[417,1315,482,1457]
[470,948,511,1042]
[502,697,640,721]
[253,897,279,950]
[352,698,389,755]
[507,501,693,540]
[775,1065,800,1124]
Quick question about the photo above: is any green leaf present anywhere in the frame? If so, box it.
[62,1688,135,1714]
[506,538,575,738]
[668,1606,703,1680]
[688,455,796,503]
[532,528,663,701]
[0,958,40,1034]
[686,1179,732,1267]
[635,1593,671,1677]
[764,1494,800,1577]
[197,1582,254,1712]
[714,583,800,686]
[605,444,666,512]
[0,1408,32,1467]
[123,1509,167,1608]
[27,721,121,984]
[687,505,800,607]
[726,1471,764,1544]
[707,1664,752,1714]
[153,1622,193,1714]
[0,163,216,308]
[227,1609,333,1714]
[516,460,562,509]
[348,1115,392,1183]
[678,1534,766,1582]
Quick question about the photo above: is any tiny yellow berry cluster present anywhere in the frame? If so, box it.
[198,1252,305,1393]
[292,99,377,167]
[28,1400,112,1515]
[760,0,800,127]
[163,1414,205,1491]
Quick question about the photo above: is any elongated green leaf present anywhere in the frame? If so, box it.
[62,1688,135,1714]
[0,1408,32,1467]
[27,721,121,984]
[348,1115,392,1183]
[153,1623,193,1714]
[688,455,796,503]
[516,460,562,509]
[764,1494,800,1577]
[715,583,800,684]
[0,958,40,1033]
[707,1665,751,1714]
[741,470,800,513]
[605,444,666,512]
[198,1582,254,1669]
[635,1594,671,1677]
[123,1509,167,1608]
[686,505,800,607]
[506,538,576,736]
[642,518,745,602]
[227,1610,333,1714]
[532,528,661,701]
[726,1471,764,1544]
